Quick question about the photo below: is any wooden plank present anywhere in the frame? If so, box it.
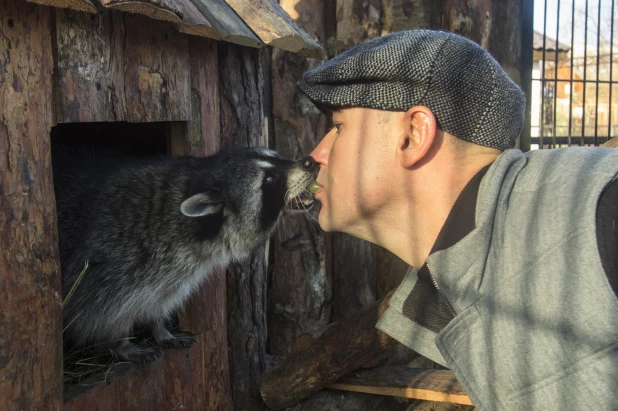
[260,291,414,410]
[175,0,220,40]
[191,0,263,48]
[224,0,324,57]
[280,0,327,59]
[0,1,62,410]
[264,0,324,59]
[23,0,97,13]
[268,0,330,357]
[54,8,127,123]
[218,42,270,411]
[178,36,234,411]
[224,0,303,51]
[290,388,476,410]
[327,367,473,406]
[602,137,618,148]
[99,0,182,24]
[123,13,191,122]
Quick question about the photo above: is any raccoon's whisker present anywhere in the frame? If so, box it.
[297,192,319,224]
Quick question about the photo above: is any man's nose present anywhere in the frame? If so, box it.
[309,130,334,167]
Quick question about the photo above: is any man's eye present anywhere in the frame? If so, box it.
[333,124,341,133]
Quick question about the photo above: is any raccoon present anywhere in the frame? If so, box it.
[53,146,316,363]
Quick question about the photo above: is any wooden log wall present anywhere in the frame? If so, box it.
[0,1,62,410]
[54,9,191,123]
[0,2,275,408]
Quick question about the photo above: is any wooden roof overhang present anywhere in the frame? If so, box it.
[22,0,324,59]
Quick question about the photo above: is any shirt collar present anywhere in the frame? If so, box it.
[429,163,492,255]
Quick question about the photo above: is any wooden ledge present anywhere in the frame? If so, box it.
[100,0,183,24]
[25,0,97,13]
[175,0,220,40]
[191,0,263,48]
[327,366,473,405]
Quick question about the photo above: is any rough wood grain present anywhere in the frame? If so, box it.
[178,36,234,411]
[225,0,324,58]
[333,233,378,320]
[218,42,271,411]
[380,0,442,35]
[54,10,191,123]
[376,247,409,299]
[123,13,191,122]
[260,292,403,409]
[225,0,304,51]
[268,0,330,357]
[175,0,220,40]
[280,0,328,59]
[54,8,127,123]
[284,388,476,411]
[0,1,62,410]
[64,347,206,409]
[99,0,183,23]
[24,0,97,13]
[327,367,473,405]
[336,0,382,54]
[191,0,263,48]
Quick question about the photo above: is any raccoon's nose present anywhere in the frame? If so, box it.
[300,156,318,172]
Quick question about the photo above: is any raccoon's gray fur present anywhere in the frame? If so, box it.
[53,146,316,363]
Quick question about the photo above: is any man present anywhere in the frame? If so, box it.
[297,30,618,410]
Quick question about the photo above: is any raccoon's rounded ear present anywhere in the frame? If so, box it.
[181,191,224,217]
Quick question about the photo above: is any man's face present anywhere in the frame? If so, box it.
[309,107,397,234]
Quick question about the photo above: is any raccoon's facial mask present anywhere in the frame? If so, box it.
[181,189,224,217]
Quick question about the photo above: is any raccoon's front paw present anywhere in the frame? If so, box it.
[113,340,163,364]
[157,334,197,350]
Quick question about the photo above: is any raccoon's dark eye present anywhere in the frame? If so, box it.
[265,174,279,184]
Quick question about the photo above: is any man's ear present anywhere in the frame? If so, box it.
[398,106,437,168]
[181,189,224,217]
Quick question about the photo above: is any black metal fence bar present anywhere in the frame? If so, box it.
[594,0,602,146]
[552,0,561,148]
[525,0,616,150]
[609,0,615,141]
[568,0,576,147]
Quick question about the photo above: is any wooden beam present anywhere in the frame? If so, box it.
[260,291,409,410]
[123,13,191,122]
[54,8,127,123]
[23,0,97,13]
[175,0,220,40]
[224,0,303,51]
[327,367,473,406]
[0,1,62,409]
[224,0,323,58]
[99,0,182,24]
[190,0,263,48]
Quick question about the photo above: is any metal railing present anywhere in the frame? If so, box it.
[522,0,616,150]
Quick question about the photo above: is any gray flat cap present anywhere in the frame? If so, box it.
[297,30,526,151]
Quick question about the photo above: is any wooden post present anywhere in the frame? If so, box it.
[268,0,331,357]
[218,42,271,411]
[0,1,62,410]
